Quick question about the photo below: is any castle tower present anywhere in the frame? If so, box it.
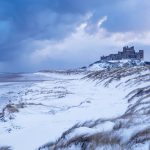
[123,46,135,52]
[138,50,144,59]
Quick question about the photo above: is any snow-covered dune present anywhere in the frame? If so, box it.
[88,59,145,71]
[0,62,150,150]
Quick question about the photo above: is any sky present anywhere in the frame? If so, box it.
[0,0,150,72]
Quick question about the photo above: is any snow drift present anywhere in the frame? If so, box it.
[0,60,149,150]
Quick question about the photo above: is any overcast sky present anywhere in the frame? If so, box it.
[0,0,150,72]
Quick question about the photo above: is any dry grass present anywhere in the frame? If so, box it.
[84,65,150,87]
[126,86,150,102]
[127,127,150,149]
[38,116,128,150]
[0,103,23,121]
[4,104,19,113]
[124,85,150,116]
[39,131,123,150]
[38,109,150,150]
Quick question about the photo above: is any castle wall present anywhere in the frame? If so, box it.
[100,46,144,61]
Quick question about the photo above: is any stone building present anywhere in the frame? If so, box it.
[101,46,144,61]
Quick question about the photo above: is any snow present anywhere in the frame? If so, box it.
[88,59,145,71]
[0,65,149,150]
[0,72,127,150]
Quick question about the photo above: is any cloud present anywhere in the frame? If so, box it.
[27,17,150,70]
[97,16,107,28]
[0,0,150,71]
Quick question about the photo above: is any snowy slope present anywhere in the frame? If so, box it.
[0,63,150,150]
[88,59,145,71]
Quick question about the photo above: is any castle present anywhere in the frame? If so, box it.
[101,46,144,61]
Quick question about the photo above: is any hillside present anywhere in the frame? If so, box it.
[87,59,146,71]
[0,61,149,150]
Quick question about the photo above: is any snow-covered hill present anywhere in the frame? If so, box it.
[87,59,146,71]
[0,62,150,150]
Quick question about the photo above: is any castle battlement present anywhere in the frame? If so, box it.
[101,46,144,61]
